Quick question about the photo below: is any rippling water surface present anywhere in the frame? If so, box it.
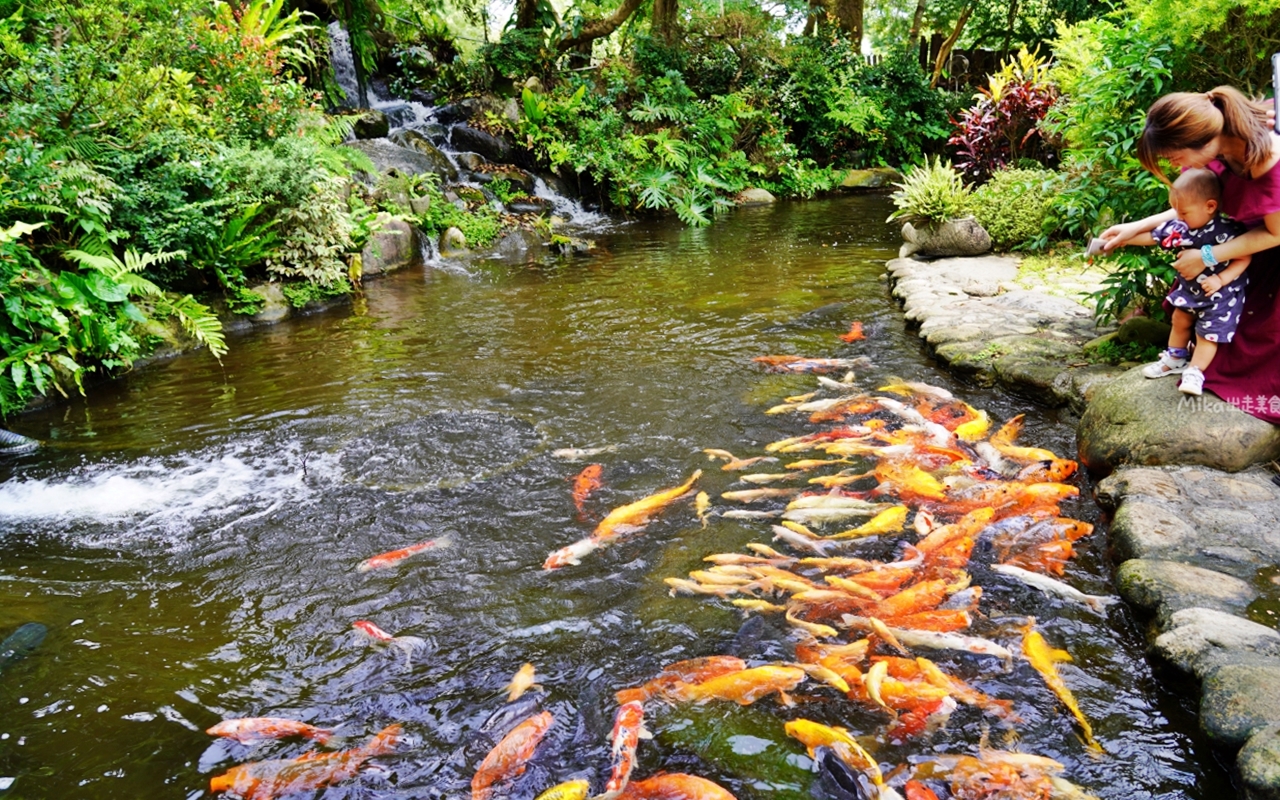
[0,197,1230,799]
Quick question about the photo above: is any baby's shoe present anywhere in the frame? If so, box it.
[1141,349,1189,378]
[1179,365,1205,396]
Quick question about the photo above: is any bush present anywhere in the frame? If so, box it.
[950,48,1060,183]
[887,157,972,227]
[970,167,1055,250]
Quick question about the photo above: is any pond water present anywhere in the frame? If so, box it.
[0,196,1231,799]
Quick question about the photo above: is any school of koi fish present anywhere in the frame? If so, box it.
[202,326,1114,800]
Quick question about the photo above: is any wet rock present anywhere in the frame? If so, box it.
[1239,725,1280,800]
[1115,315,1172,346]
[486,228,545,263]
[1078,368,1280,474]
[839,167,901,190]
[247,283,292,325]
[900,218,991,258]
[508,197,551,215]
[1109,500,1200,560]
[552,237,595,256]
[1095,467,1184,506]
[1153,607,1280,678]
[387,130,458,181]
[450,185,488,204]
[360,215,419,277]
[439,227,467,257]
[489,167,536,195]
[346,138,456,183]
[1117,559,1255,617]
[433,103,471,125]
[409,196,431,216]
[735,188,776,205]
[450,124,515,164]
[454,152,486,171]
[1201,663,1280,745]
[352,109,390,139]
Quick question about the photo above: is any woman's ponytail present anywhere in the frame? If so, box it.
[1205,86,1272,174]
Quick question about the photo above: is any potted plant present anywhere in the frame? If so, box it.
[887,157,991,258]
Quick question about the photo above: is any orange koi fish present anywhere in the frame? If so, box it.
[675,665,807,705]
[544,470,702,569]
[506,663,540,702]
[616,773,738,800]
[615,655,747,705]
[353,620,427,668]
[839,321,866,342]
[1015,458,1078,484]
[206,717,335,745]
[904,779,942,800]
[604,701,650,796]
[357,537,448,572]
[209,724,400,800]
[472,711,555,800]
[1021,622,1100,751]
[570,464,604,516]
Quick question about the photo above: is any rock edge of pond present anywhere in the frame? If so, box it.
[888,254,1280,798]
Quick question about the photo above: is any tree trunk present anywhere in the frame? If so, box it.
[556,0,645,51]
[831,0,862,46]
[930,3,972,89]
[803,0,827,36]
[908,0,926,46]
[652,0,678,42]
[514,0,539,29]
[1001,0,1018,56]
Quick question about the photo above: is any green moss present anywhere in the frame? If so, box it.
[281,278,353,308]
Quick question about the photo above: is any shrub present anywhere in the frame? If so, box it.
[949,48,1060,183]
[887,157,972,227]
[970,167,1055,250]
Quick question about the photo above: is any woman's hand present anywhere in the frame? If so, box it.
[1173,248,1207,281]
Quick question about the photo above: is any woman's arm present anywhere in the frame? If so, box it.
[1173,209,1280,280]
[1099,208,1177,251]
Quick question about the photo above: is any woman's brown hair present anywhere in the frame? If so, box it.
[1137,86,1272,183]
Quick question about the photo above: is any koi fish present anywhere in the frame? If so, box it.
[722,487,801,503]
[720,509,784,520]
[545,470,702,569]
[570,464,604,516]
[784,718,884,787]
[535,780,590,800]
[553,445,619,460]
[740,472,798,484]
[353,620,427,668]
[615,656,747,705]
[676,665,808,705]
[665,578,740,597]
[954,410,991,442]
[604,701,650,796]
[206,717,335,745]
[828,505,908,539]
[506,663,541,702]
[472,711,555,800]
[209,724,400,800]
[357,537,448,572]
[853,624,1014,665]
[839,321,866,342]
[1020,622,1100,750]
[991,564,1118,612]
[754,355,869,373]
[616,773,738,800]
[1015,458,1078,483]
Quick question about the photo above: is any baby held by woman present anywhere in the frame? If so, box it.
[1113,167,1250,395]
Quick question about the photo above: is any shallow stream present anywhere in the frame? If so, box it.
[0,197,1231,799]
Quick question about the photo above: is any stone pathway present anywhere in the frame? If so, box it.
[1099,466,1280,799]
[886,254,1122,411]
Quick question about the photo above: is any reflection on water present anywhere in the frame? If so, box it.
[0,198,1229,798]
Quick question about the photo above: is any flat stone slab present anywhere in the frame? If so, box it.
[885,256,1113,409]
[1240,725,1280,800]
[1079,368,1280,474]
[1117,559,1255,618]
[1202,663,1280,746]
[1153,607,1280,678]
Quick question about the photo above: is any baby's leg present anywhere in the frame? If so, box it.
[1169,308,1194,350]
[1189,335,1217,371]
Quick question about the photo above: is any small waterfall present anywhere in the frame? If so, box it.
[327,22,362,108]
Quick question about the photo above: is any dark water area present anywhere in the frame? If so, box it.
[0,197,1231,799]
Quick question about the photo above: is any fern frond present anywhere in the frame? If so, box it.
[164,295,227,359]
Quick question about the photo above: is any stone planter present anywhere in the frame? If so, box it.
[900,217,992,258]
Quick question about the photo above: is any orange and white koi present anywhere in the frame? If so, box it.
[615,773,738,800]
[357,537,448,572]
[615,656,747,705]
[472,711,555,800]
[206,717,335,745]
[603,701,650,796]
[506,663,541,702]
[353,620,427,668]
[570,464,604,516]
[209,724,400,800]
[754,355,867,374]
[676,665,808,705]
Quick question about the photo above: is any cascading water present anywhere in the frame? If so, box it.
[326,21,607,249]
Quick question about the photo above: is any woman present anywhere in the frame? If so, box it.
[1100,87,1280,423]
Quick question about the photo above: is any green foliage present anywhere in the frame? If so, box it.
[481,28,554,82]
[1090,249,1174,323]
[1087,336,1163,365]
[888,158,972,227]
[970,167,1055,250]
[281,277,353,308]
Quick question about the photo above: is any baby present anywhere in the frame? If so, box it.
[1122,168,1251,396]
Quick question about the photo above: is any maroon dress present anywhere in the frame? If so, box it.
[1202,158,1280,422]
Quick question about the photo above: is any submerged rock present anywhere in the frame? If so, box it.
[1078,368,1280,474]
[735,188,776,205]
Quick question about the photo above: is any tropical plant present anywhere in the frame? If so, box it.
[949,47,1060,183]
[887,157,972,227]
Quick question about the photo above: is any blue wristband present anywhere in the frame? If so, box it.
[1201,244,1220,266]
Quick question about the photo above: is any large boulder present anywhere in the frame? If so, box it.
[360,215,419,277]
[735,188,776,205]
[346,138,455,183]
[1240,725,1280,800]
[1201,663,1280,746]
[449,124,515,164]
[900,218,991,258]
[352,109,390,139]
[1077,367,1280,473]
[1116,559,1256,619]
[387,130,458,181]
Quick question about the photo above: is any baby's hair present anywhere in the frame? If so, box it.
[1171,167,1222,204]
